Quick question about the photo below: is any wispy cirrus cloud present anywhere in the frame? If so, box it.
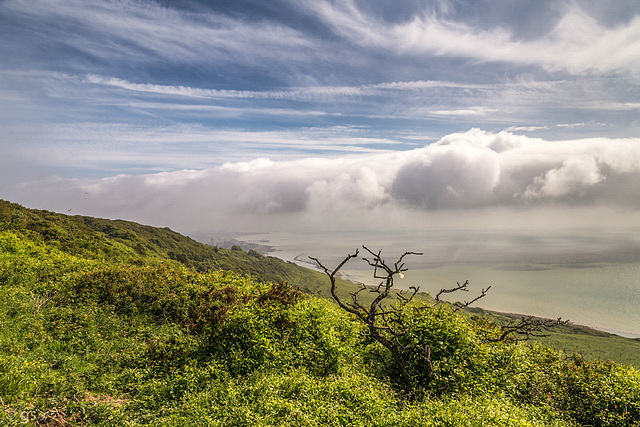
[1,0,337,84]
[85,74,369,103]
[2,122,409,178]
[8,0,640,86]
[428,107,498,117]
[80,73,640,127]
[85,74,507,102]
[301,0,640,76]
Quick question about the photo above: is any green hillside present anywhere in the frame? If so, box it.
[0,200,362,299]
[1,200,639,426]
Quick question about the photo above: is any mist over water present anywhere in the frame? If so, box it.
[238,228,640,338]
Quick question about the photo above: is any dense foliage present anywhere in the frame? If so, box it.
[1,201,639,426]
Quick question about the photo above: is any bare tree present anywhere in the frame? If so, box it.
[310,245,489,394]
[311,246,567,395]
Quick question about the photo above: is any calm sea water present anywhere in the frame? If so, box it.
[239,229,640,338]
[344,264,640,338]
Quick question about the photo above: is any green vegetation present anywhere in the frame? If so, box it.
[534,327,640,367]
[0,200,362,299]
[1,200,639,426]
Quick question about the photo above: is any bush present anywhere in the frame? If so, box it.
[396,304,489,394]
[56,265,255,332]
[511,350,640,426]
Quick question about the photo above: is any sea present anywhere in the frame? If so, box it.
[219,228,640,338]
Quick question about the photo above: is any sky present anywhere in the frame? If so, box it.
[2,0,640,263]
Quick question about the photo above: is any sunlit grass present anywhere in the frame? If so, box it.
[1,201,639,425]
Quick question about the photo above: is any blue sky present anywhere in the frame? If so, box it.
[2,0,640,242]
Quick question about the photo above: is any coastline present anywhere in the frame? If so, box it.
[203,233,640,339]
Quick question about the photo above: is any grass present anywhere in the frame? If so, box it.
[533,326,640,368]
[2,200,640,425]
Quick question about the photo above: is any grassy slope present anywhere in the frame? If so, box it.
[2,199,639,368]
[0,240,580,426]
[2,200,640,426]
[0,200,361,300]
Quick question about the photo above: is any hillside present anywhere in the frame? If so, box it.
[3,199,640,367]
[0,199,362,300]
[3,199,640,365]
[1,200,640,425]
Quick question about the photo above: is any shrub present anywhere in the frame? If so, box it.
[56,265,254,332]
[511,350,640,426]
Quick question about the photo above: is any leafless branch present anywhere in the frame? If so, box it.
[453,286,491,311]
[435,280,470,302]
[487,316,569,342]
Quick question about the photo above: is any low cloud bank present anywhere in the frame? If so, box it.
[12,129,640,235]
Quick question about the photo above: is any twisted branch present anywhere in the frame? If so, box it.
[487,316,569,342]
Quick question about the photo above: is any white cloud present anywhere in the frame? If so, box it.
[11,129,640,236]
[522,156,604,199]
[429,107,498,117]
[505,125,548,132]
[301,0,640,75]
[85,74,367,102]
[3,0,325,75]
[85,74,522,105]
[305,166,389,214]
[391,141,501,208]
